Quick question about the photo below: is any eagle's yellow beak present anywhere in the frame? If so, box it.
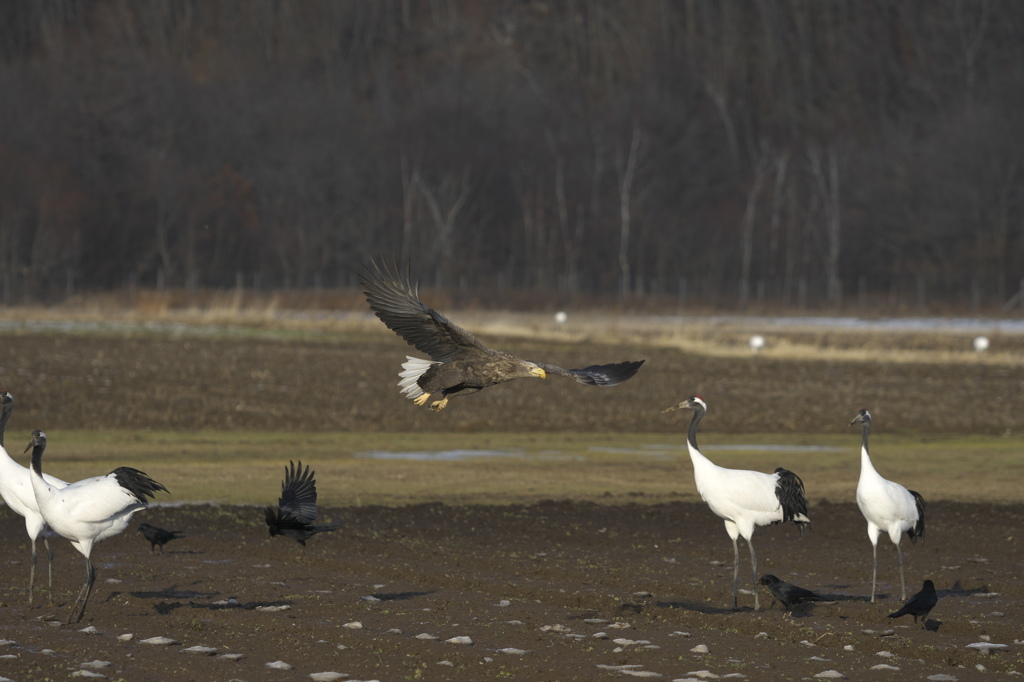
[530,367,547,379]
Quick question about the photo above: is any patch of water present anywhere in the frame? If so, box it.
[355,443,843,461]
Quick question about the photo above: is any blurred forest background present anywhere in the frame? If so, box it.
[1,1,1023,312]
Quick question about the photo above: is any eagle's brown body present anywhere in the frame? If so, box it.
[361,259,644,411]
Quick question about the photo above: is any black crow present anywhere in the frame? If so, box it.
[138,523,185,553]
[758,574,828,612]
[265,460,341,546]
[887,579,937,626]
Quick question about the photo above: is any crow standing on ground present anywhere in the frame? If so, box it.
[887,579,938,626]
[138,523,185,553]
[758,574,829,612]
[265,460,341,546]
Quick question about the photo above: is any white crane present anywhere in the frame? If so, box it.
[25,429,169,623]
[663,396,810,610]
[0,391,68,603]
[850,409,925,602]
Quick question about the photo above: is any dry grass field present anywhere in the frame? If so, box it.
[0,298,1021,680]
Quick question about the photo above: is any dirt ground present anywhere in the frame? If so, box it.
[0,326,1022,681]
[0,501,1022,681]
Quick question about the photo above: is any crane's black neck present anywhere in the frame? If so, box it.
[687,404,705,452]
[30,437,46,476]
[859,417,871,455]
[0,394,12,448]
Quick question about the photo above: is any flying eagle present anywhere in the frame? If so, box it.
[360,259,645,411]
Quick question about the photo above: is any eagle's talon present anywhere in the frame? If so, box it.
[429,397,449,412]
[413,393,431,406]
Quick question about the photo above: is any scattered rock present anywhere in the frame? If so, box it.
[871,664,900,671]
[256,604,291,612]
[0,641,13,647]
[876,651,894,658]
[218,653,245,661]
[71,671,105,679]
[813,672,846,679]
[139,637,178,646]
[117,634,133,642]
[78,626,101,635]
[342,621,363,629]
[212,598,239,606]
[437,660,454,666]
[690,644,709,654]
[498,648,528,655]
[445,636,473,645]
[361,595,381,602]
[966,642,1008,653]
[415,633,439,640]
[540,624,571,632]
[80,661,111,669]
[182,646,218,655]
[495,599,511,607]
[309,673,349,681]
[266,660,294,670]
[925,675,958,681]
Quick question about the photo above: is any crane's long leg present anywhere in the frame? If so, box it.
[29,539,38,605]
[896,542,906,601]
[870,542,878,603]
[731,536,740,609]
[747,538,760,611]
[69,559,96,624]
[45,537,54,589]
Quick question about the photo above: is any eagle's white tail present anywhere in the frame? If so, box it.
[398,356,440,400]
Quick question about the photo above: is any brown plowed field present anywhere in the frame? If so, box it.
[0,325,1021,680]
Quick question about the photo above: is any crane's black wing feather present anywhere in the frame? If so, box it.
[360,258,487,362]
[534,360,645,386]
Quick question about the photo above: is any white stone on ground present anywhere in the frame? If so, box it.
[117,634,133,642]
[70,671,105,679]
[0,641,13,646]
[495,599,511,606]
[266,660,294,670]
[967,642,1007,653]
[139,637,178,645]
[871,664,900,671]
[182,646,218,654]
[690,644,709,654]
[876,651,894,658]
[309,673,349,681]
[342,621,363,629]
[80,661,111,669]
[813,672,846,679]
[445,636,473,645]
[926,676,958,681]
[256,604,290,612]
[78,626,101,635]
[218,653,245,661]
[498,648,528,655]
[415,633,438,640]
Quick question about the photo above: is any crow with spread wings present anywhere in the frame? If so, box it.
[361,259,645,412]
[265,461,340,546]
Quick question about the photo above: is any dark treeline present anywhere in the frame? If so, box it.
[1,1,1022,310]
